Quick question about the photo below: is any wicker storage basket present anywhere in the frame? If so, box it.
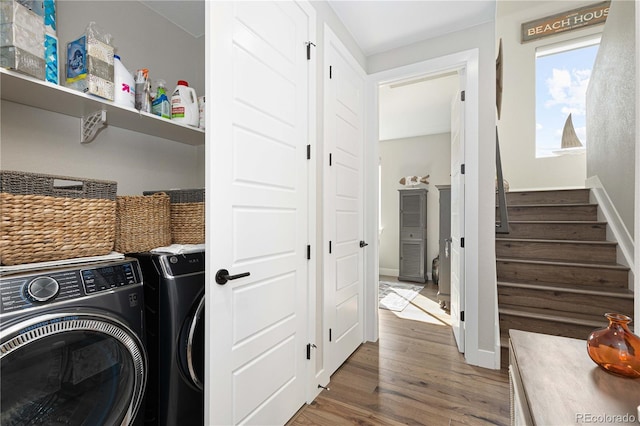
[115,192,171,253]
[0,170,117,265]
[143,189,204,244]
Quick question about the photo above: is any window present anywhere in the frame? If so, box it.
[535,36,600,158]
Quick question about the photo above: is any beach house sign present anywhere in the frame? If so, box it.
[521,1,610,43]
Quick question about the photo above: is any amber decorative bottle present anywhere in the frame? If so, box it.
[587,313,640,379]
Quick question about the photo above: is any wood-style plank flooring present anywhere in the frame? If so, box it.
[287,279,510,426]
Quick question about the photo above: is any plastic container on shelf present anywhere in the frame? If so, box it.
[171,80,198,127]
[113,54,135,108]
[151,79,171,119]
[134,68,151,112]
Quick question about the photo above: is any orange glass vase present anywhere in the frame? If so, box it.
[587,313,640,379]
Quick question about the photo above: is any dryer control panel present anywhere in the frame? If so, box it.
[0,259,142,313]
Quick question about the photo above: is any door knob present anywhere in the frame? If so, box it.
[359,241,368,248]
[215,269,250,285]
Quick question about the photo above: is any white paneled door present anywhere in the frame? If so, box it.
[450,73,466,354]
[324,26,366,377]
[206,2,313,425]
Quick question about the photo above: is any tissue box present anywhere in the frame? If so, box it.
[0,23,44,57]
[0,1,43,31]
[68,74,114,100]
[14,0,56,35]
[66,34,114,100]
[44,33,57,84]
[0,45,45,80]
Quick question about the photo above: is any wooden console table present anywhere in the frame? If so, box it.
[509,330,640,425]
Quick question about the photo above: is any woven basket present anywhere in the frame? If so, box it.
[143,189,204,244]
[0,170,117,265]
[115,193,171,253]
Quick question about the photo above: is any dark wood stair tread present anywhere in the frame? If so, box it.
[499,304,606,327]
[508,220,606,225]
[495,237,616,246]
[497,280,634,298]
[496,257,628,270]
[506,203,596,208]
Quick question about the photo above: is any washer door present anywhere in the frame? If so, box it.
[182,296,205,391]
[1,312,146,426]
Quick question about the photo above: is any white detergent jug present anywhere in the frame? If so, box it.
[171,80,199,127]
[113,55,135,108]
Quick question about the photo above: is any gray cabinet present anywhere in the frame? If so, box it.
[436,185,451,309]
[398,189,428,283]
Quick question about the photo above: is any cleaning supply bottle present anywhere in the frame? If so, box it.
[113,55,135,108]
[135,68,152,112]
[171,80,199,126]
[152,79,171,119]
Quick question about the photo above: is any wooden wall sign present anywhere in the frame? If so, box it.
[521,1,610,43]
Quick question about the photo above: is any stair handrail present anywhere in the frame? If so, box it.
[496,128,510,234]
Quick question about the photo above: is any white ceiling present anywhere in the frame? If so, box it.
[379,73,459,141]
[140,1,496,54]
[140,0,494,140]
[327,0,496,56]
[140,1,205,38]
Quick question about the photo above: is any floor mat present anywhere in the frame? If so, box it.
[378,281,424,312]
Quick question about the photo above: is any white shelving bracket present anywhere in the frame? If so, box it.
[81,110,107,144]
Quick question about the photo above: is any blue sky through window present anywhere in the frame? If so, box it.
[535,43,599,157]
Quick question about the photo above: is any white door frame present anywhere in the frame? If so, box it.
[364,49,483,364]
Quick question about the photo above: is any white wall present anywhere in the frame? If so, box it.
[496,1,601,191]
[586,0,636,236]
[366,21,498,368]
[0,1,205,194]
[57,1,205,96]
[379,134,451,277]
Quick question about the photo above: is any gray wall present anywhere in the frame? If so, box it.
[379,134,451,277]
[0,1,205,194]
[586,0,636,235]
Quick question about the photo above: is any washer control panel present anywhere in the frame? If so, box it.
[0,259,142,313]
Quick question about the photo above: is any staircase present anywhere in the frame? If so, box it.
[496,188,634,367]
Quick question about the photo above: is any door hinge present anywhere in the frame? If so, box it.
[329,153,332,166]
[329,328,332,342]
[461,237,465,248]
[329,65,332,79]
[307,245,311,260]
[461,163,465,175]
[460,311,465,322]
[306,41,316,61]
[329,241,332,254]
[307,144,311,160]
[461,90,466,101]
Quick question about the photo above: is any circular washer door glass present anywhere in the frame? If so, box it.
[1,314,146,426]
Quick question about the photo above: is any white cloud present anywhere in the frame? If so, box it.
[544,67,591,115]
[536,123,543,130]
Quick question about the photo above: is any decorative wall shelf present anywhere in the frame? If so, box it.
[1,68,205,146]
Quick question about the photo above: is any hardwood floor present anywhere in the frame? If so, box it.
[287,281,510,426]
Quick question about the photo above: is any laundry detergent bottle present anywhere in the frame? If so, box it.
[171,80,199,126]
[113,55,135,108]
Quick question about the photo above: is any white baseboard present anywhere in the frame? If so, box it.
[379,268,398,277]
[586,176,635,289]
[467,348,500,370]
[378,268,432,282]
